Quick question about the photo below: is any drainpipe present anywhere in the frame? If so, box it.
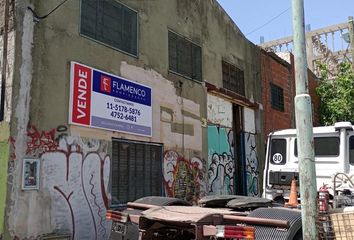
[0,0,10,121]
[292,0,318,239]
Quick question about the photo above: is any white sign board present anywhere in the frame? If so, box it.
[69,62,152,136]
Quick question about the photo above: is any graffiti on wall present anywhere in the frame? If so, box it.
[207,125,235,195]
[244,132,259,197]
[9,125,111,240]
[163,150,206,203]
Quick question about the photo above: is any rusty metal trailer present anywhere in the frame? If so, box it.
[107,196,303,240]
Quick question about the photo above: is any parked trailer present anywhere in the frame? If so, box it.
[107,196,303,240]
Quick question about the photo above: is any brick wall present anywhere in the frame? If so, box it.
[261,51,295,137]
[261,50,320,138]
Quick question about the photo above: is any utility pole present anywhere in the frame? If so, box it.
[348,16,354,70]
[291,0,318,239]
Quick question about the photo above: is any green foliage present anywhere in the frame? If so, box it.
[316,62,354,125]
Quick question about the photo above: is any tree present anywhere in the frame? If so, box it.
[316,62,354,125]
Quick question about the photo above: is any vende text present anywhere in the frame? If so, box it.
[72,64,92,125]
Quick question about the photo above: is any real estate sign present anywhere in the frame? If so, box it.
[69,62,152,137]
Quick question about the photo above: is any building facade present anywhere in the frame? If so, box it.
[0,0,263,239]
[261,50,320,139]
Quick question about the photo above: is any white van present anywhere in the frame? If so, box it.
[263,122,354,203]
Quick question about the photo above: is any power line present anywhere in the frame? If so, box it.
[246,7,291,36]
[27,0,70,21]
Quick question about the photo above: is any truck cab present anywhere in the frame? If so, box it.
[263,122,354,202]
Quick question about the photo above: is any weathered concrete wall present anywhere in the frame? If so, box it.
[207,94,233,128]
[120,62,206,203]
[6,2,36,238]
[6,0,262,238]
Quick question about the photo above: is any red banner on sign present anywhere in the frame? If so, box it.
[71,63,92,125]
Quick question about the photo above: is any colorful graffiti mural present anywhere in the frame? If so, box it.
[207,125,235,195]
[8,126,111,240]
[163,150,206,203]
[244,132,259,197]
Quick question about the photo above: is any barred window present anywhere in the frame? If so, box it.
[270,83,284,112]
[222,61,245,96]
[80,0,138,56]
[168,31,202,81]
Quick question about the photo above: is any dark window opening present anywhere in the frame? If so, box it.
[270,83,284,112]
[111,139,163,205]
[80,0,138,56]
[222,61,245,96]
[295,137,340,157]
[349,136,354,165]
[270,138,286,165]
[168,31,202,81]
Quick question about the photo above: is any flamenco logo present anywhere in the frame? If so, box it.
[100,75,112,94]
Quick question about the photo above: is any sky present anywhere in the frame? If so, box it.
[216,0,354,45]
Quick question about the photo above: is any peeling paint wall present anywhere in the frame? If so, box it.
[207,94,235,194]
[120,62,206,201]
[207,94,233,128]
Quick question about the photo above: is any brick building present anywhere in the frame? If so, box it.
[261,50,320,139]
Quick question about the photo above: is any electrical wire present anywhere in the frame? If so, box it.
[27,0,70,21]
[246,7,290,36]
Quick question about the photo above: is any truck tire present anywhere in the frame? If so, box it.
[247,207,302,240]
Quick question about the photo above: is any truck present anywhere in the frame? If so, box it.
[263,121,354,203]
